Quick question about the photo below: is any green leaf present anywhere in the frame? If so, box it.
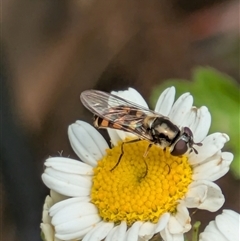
[150,67,240,179]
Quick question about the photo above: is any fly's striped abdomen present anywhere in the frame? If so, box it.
[94,116,123,130]
[93,106,148,133]
[104,106,146,119]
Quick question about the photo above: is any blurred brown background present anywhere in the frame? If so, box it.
[1,0,239,240]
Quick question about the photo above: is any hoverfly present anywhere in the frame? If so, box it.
[80,90,202,172]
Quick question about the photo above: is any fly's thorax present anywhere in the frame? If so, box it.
[142,116,157,129]
[150,117,179,142]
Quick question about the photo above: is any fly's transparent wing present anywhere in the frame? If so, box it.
[80,89,165,141]
[80,89,162,121]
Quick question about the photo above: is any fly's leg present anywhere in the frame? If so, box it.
[143,143,152,158]
[110,139,140,172]
[141,143,153,178]
[110,142,124,172]
[110,139,153,179]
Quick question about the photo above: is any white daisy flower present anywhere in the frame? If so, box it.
[41,87,233,241]
[199,209,240,241]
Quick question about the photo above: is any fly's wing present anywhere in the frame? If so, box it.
[80,89,162,119]
[80,90,164,140]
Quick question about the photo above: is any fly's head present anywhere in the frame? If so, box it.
[170,127,203,156]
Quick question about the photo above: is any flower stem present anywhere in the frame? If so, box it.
[192,221,201,241]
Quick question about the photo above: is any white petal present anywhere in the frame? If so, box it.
[68,121,108,166]
[199,231,228,241]
[182,106,211,143]
[125,221,142,241]
[45,157,94,175]
[112,88,148,108]
[68,126,98,166]
[44,168,92,189]
[189,133,229,165]
[199,221,227,241]
[110,129,138,143]
[180,107,198,130]
[40,223,55,241]
[190,106,211,142]
[169,93,193,127]
[51,202,99,226]
[192,152,233,181]
[154,87,176,116]
[55,214,101,234]
[42,173,91,197]
[43,195,54,208]
[55,237,62,241]
[160,227,184,241]
[222,209,239,221]
[206,167,230,182]
[56,226,92,240]
[105,226,117,241]
[183,184,208,208]
[43,189,69,216]
[42,209,51,225]
[165,217,184,234]
[138,222,155,240]
[138,212,170,240]
[107,128,122,146]
[168,204,191,234]
[204,220,224,235]
[184,180,224,211]
[82,221,114,241]
[216,210,240,241]
[49,197,90,216]
[49,190,68,204]
[75,120,109,156]
[105,221,127,241]
[199,210,240,241]
[155,212,171,233]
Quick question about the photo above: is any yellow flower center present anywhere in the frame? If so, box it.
[91,140,192,225]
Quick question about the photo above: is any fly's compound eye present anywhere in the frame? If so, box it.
[171,139,188,156]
